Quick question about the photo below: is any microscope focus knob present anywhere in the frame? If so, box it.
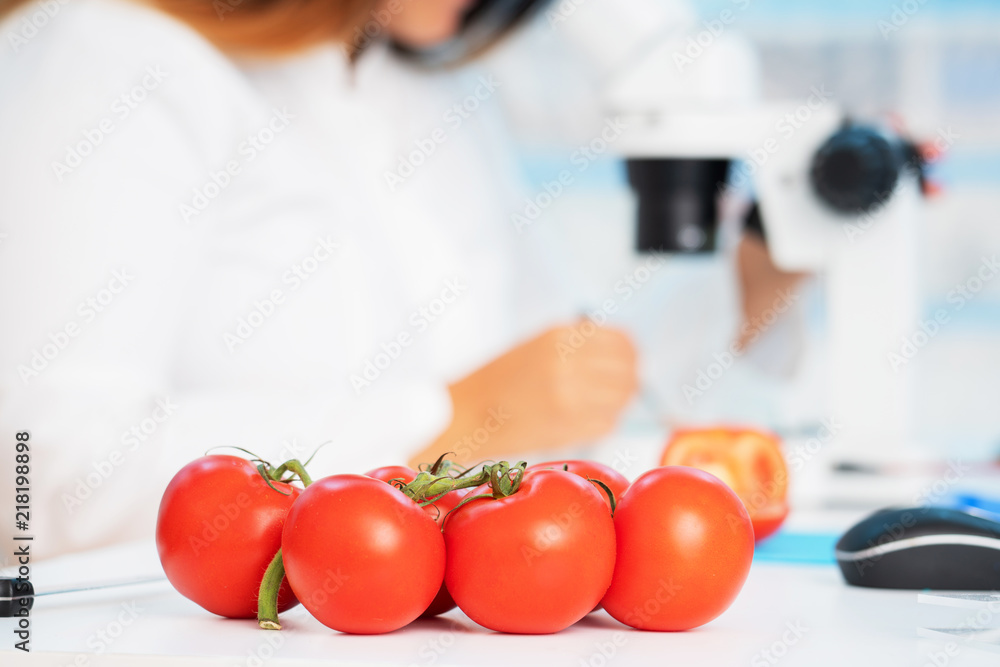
[809,126,904,216]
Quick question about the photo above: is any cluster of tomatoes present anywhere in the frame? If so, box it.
[156,428,787,635]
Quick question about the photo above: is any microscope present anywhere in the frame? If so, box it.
[433,0,929,463]
[560,1,928,463]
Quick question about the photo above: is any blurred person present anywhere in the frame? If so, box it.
[325,0,806,463]
[0,0,639,558]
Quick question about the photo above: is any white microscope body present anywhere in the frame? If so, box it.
[561,1,923,462]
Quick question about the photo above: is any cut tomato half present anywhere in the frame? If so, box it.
[661,427,789,541]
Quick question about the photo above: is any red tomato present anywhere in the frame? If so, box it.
[364,465,417,485]
[156,455,300,618]
[661,427,789,540]
[524,461,629,615]
[443,469,616,634]
[364,465,459,618]
[282,474,445,634]
[602,466,754,631]
[527,460,630,509]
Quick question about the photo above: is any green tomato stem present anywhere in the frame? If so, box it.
[281,459,313,487]
[401,465,490,505]
[488,461,527,499]
[257,547,287,630]
[257,458,314,630]
[416,460,530,523]
[588,477,617,515]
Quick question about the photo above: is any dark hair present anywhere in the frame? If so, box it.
[391,0,552,67]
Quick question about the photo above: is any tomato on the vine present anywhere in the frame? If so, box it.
[661,427,789,540]
[526,460,629,509]
[156,455,300,619]
[364,464,461,617]
[601,466,754,631]
[365,465,466,523]
[281,474,445,634]
[443,468,616,634]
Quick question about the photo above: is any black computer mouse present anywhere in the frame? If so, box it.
[835,506,1000,590]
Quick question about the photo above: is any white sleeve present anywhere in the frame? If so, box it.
[0,0,449,560]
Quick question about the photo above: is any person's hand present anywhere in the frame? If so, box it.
[409,324,639,468]
[494,325,639,448]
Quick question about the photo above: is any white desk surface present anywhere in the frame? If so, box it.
[5,431,1000,667]
[2,532,999,667]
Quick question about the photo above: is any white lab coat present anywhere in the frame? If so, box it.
[354,44,600,370]
[0,0,454,559]
[350,2,816,444]
[242,45,532,384]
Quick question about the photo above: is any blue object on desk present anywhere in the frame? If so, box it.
[753,532,839,565]
[949,493,1000,522]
